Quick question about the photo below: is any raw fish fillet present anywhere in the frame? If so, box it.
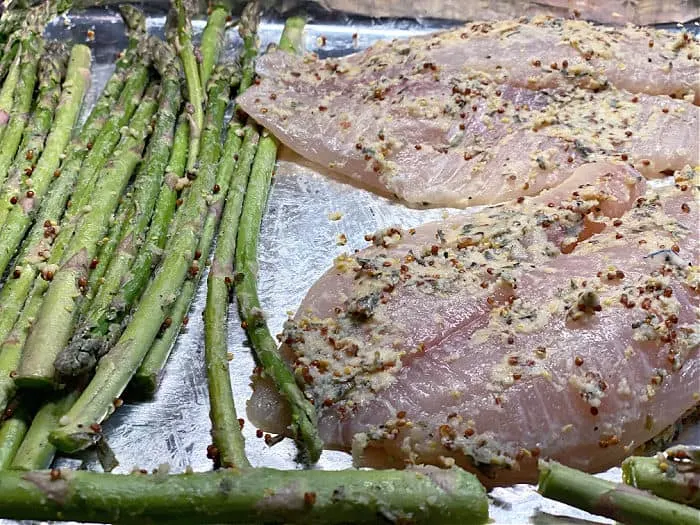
[238,20,699,207]
[249,164,699,485]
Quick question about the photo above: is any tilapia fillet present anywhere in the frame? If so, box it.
[237,19,699,208]
[249,164,699,485]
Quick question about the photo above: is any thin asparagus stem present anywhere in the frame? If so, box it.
[0,30,42,191]
[622,446,700,508]
[237,1,260,93]
[538,460,700,525]
[0,284,43,414]
[10,391,78,470]
[0,403,30,470]
[133,67,242,397]
[0,44,92,279]
[198,5,228,90]
[0,39,21,143]
[0,39,18,83]
[0,465,488,524]
[0,42,68,229]
[174,0,204,174]
[234,15,322,463]
[16,84,160,390]
[203,119,257,468]
[49,68,234,453]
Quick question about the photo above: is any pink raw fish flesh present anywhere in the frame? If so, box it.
[248,164,699,485]
[237,19,699,208]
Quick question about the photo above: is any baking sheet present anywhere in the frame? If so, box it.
[2,6,699,524]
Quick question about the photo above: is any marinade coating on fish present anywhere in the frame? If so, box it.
[248,164,699,485]
[237,20,698,208]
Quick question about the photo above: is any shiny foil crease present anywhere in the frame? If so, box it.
[1,4,698,525]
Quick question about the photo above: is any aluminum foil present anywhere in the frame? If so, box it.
[2,6,699,525]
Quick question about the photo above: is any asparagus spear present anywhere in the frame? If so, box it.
[0,39,18,85]
[0,465,488,524]
[16,84,160,390]
[0,46,132,354]
[0,39,21,142]
[0,30,42,190]
[538,460,700,525]
[10,391,78,470]
[49,68,234,453]
[133,68,242,397]
[0,42,68,229]
[235,16,322,463]
[622,446,700,508]
[198,5,228,90]
[202,121,257,469]
[174,0,204,175]
[57,43,182,379]
[0,403,29,470]
[0,44,92,279]
[238,1,260,93]
[0,280,44,414]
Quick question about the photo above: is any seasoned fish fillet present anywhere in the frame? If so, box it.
[238,21,699,207]
[249,164,699,485]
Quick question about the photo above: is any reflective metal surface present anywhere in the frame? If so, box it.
[1,6,698,524]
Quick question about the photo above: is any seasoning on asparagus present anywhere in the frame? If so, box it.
[203,120,257,468]
[16,84,160,390]
[50,67,235,453]
[0,42,68,229]
[622,445,700,509]
[57,37,183,379]
[538,460,700,525]
[0,44,92,279]
[0,465,488,524]
[133,65,242,397]
[0,29,42,191]
[0,45,131,357]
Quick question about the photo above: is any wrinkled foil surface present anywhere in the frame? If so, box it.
[2,7,698,525]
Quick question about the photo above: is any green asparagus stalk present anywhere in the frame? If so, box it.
[237,1,260,93]
[538,460,700,525]
[0,39,21,142]
[49,69,234,453]
[0,465,488,524]
[0,31,42,189]
[16,84,160,390]
[622,446,700,508]
[277,14,306,54]
[174,0,204,175]
[0,279,45,414]
[56,48,182,379]
[198,5,228,90]
[203,120,257,468]
[10,391,78,470]
[0,44,92,279]
[0,42,68,229]
[0,403,30,470]
[236,132,322,463]
[0,46,131,355]
[133,69,242,397]
[0,38,18,85]
[235,16,322,463]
